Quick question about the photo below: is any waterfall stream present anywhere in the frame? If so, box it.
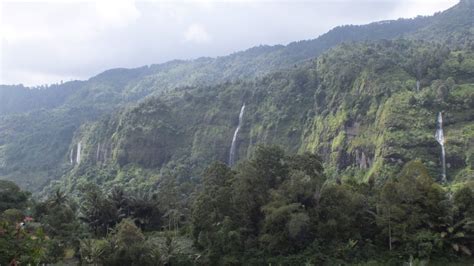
[229,104,246,166]
[70,148,74,164]
[76,142,82,164]
[435,112,446,182]
[96,142,101,161]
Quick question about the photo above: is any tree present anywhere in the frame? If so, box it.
[157,175,181,232]
[441,187,474,256]
[259,194,308,255]
[33,189,81,261]
[0,180,30,212]
[317,184,367,247]
[79,184,118,236]
[0,220,50,265]
[109,186,132,220]
[251,145,289,189]
[232,146,289,239]
[88,219,153,265]
[378,180,400,252]
[377,161,450,258]
[286,152,326,207]
[127,191,161,231]
[258,152,325,255]
[191,162,240,263]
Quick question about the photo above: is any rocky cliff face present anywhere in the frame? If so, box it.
[61,39,473,192]
[1,0,473,192]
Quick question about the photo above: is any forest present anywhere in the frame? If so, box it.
[1,146,473,265]
[1,0,472,192]
[0,0,473,264]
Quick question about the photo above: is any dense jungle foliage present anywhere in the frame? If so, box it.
[56,38,473,195]
[1,0,473,191]
[1,146,473,264]
[0,0,473,264]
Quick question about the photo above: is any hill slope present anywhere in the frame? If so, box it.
[2,0,472,116]
[0,0,473,191]
[57,39,473,193]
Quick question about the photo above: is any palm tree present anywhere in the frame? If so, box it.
[79,238,106,265]
[48,189,67,208]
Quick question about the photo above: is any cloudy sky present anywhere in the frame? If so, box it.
[0,0,458,86]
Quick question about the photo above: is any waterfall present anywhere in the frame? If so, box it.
[104,145,108,163]
[76,142,82,164]
[70,148,74,164]
[416,80,420,91]
[96,142,101,161]
[435,112,447,182]
[229,104,246,166]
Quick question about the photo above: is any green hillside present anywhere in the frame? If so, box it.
[0,1,473,264]
[56,40,472,193]
[1,0,473,191]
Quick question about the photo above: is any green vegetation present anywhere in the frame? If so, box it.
[0,0,473,264]
[57,39,473,194]
[1,0,473,191]
[1,147,473,264]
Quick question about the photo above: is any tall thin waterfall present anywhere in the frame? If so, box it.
[435,112,446,182]
[96,142,101,161]
[76,142,82,164]
[229,104,245,166]
[70,148,74,164]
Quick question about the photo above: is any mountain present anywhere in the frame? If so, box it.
[0,0,473,192]
[58,39,473,192]
[2,0,472,116]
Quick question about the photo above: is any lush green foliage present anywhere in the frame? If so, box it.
[58,38,473,196]
[3,147,472,264]
[0,1,473,264]
[1,0,473,192]
[189,147,473,264]
[0,180,30,212]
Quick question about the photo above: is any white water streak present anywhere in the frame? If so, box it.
[96,142,101,161]
[229,104,245,166]
[435,112,446,182]
[76,142,82,164]
[70,148,74,164]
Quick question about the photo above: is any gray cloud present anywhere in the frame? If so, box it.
[0,0,458,86]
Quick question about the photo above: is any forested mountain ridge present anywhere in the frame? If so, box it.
[60,39,473,193]
[1,0,472,116]
[0,0,473,191]
[1,1,474,265]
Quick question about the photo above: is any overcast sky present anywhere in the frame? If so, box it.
[0,0,458,86]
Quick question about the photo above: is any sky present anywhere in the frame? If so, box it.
[0,0,458,86]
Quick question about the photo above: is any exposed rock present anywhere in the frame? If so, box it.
[345,122,360,138]
[354,149,374,169]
